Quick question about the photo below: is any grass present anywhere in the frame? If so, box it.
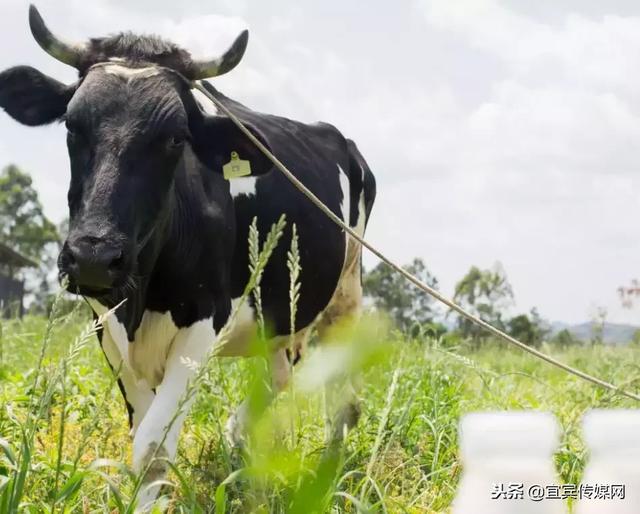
[0,308,638,512]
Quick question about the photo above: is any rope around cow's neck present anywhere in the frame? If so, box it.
[193,81,640,403]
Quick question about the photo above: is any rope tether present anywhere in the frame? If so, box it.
[194,82,640,403]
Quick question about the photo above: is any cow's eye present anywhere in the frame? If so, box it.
[168,135,185,149]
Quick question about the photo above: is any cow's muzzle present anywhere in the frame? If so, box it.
[59,235,128,295]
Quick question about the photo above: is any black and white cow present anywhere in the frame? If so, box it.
[0,5,375,503]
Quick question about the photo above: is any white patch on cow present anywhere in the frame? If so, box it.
[354,191,367,237]
[337,164,350,225]
[310,160,367,339]
[88,300,179,389]
[229,176,258,198]
[104,64,160,79]
[129,311,180,388]
[191,84,219,116]
[86,299,156,432]
[271,346,292,391]
[215,298,257,356]
[100,327,156,432]
[132,318,215,505]
[190,84,259,199]
[231,297,255,328]
[87,299,129,364]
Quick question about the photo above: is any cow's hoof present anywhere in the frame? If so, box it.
[224,403,250,449]
[330,400,361,443]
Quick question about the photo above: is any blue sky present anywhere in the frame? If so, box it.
[1,0,639,324]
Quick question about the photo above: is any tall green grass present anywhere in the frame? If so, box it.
[1,316,638,512]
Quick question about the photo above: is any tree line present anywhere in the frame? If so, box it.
[363,259,582,347]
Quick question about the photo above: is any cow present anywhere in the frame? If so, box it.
[0,5,376,505]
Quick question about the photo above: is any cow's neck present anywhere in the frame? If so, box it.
[113,145,233,337]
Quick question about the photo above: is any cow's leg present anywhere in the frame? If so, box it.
[99,328,155,433]
[224,346,292,448]
[326,376,362,443]
[225,330,308,448]
[316,240,364,442]
[132,318,214,508]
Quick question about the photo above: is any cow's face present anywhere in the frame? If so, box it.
[58,66,189,296]
[0,7,274,299]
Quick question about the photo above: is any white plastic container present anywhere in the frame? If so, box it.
[453,411,565,514]
[575,409,640,514]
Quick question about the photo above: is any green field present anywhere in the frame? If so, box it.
[0,308,638,513]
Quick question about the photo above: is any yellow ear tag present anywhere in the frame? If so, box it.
[223,151,252,180]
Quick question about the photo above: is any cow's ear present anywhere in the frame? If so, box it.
[189,113,275,177]
[0,66,76,126]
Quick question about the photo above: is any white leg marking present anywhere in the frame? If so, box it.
[99,329,155,433]
[87,299,155,433]
[132,318,215,505]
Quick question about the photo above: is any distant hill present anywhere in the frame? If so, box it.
[550,321,639,344]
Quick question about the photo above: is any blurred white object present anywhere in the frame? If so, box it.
[576,409,640,514]
[453,411,565,514]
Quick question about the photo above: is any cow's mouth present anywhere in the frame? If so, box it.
[62,277,111,298]
[61,273,134,301]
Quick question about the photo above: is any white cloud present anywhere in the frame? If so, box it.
[388,0,640,323]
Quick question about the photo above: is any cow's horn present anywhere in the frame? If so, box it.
[29,5,86,68]
[192,29,249,79]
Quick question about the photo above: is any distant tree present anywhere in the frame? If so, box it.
[453,263,513,341]
[530,307,551,341]
[507,314,538,346]
[631,329,640,348]
[507,308,549,347]
[363,258,439,332]
[590,306,607,345]
[0,165,60,312]
[551,328,580,347]
[0,165,59,263]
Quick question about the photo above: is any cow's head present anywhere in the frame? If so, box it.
[0,6,273,299]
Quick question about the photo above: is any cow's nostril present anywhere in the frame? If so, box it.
[109,251,125,270]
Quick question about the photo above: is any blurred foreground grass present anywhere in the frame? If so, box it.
[0,311,638,513]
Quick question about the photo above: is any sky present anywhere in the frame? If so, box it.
[1,0,639,325]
